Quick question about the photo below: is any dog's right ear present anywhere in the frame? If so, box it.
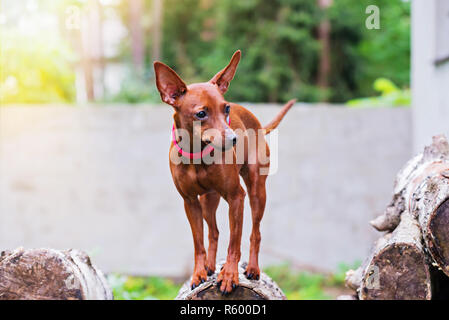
[154,62,187,107]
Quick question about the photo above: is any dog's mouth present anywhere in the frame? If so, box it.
[201,139,235,152]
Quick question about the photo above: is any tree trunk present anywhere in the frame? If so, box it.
[317,0,333,99]
[130,0,145,72]
[0,248,113,300]
[343,135,449,300]
[151,0,163,63]
[175,261,286,300]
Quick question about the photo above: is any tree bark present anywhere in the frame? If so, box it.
[412,174,449,276]
[175,261,286,300]
[0,248,113,300]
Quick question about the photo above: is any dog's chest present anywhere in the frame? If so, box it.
[173,164,212,196]
[195,166,214,190]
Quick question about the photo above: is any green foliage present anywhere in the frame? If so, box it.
[1,0,410,105]
[107,262,356,300]
[160,0,322,103]
[326,261,361,286]
[107,274,181,300]
[347,78,410,107]
[0,31,76,104]
[263,261,361,299]
[328,0,410,102]
[356,0,410,96]
[149,0,410,104]
[264,264,331,300]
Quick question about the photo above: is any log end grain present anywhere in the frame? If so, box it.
[360,243,431,300]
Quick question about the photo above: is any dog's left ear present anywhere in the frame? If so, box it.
[210,50,241,95]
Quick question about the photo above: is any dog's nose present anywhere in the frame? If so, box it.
[232,137,237,146]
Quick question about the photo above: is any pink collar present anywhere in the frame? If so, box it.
[172,115,230,160]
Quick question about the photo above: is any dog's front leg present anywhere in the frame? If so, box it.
[184,197,208,289]
[217,186,246,294]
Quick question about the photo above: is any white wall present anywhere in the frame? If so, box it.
[412,0,449,153]
[0,105,412,276]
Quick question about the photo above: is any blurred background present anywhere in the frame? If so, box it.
[1,0,448,299]
[0,0,411,105]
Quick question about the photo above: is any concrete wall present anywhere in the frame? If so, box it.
[0,104,412,276]
[412,0,449,153]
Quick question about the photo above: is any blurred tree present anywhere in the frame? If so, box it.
[159,0,322,102]
[109,0,411,104]
[129,0,145,72]
[0,31,76,104]
[357,0,410,94]
[317,0,333,100]
[0,0,77,104]
[328,0,410,101]
[151,0,163,63]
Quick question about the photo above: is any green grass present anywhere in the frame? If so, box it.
[107,274,181,300]
[263,261,360,300]
[107,261,360,300]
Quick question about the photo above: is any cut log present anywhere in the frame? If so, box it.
[175,261,286,300]
[346,212,432,300]
[0,248,113,300]
[412,175,449,276]
[404,135,449,275]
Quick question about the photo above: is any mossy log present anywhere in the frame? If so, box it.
[0,247,113,300]
[175,261,286,300]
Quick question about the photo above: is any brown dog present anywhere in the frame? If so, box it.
[154,50,294,294]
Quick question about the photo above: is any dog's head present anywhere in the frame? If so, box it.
[154,51,241,150]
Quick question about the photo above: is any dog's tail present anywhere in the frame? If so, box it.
[263,99,296,135]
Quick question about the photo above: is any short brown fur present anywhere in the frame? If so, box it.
[154,50,295,293]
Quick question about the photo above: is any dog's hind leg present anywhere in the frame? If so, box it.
[200,191,221,276]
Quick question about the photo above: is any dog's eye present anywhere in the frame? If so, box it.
[224,104,231,114]
[195,110,207,119]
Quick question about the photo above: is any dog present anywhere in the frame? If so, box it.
[154,50,295,294]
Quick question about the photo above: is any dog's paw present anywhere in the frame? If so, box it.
[216,262,239,294]
[190,268,208,290]
[205,261,216,276]
[206,266,215,277]
[244,265,260,281]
